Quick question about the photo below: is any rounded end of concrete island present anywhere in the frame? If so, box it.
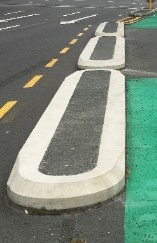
[78,36,125,70]
[7,69,125,211]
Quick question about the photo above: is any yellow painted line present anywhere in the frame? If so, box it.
[45,58,58,68]
[23,75,43,88]
[0,101,17,119]
[69,39,78,45]
[83,28,89,31]
[60,47,69,54]
[77,32,84,37]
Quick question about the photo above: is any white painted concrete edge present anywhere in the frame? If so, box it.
[95,22,124,37]
[7,70,125,210]
[78,36,125,70]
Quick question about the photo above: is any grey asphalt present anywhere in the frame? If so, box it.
[0,0,156,242]
[122,28,157,78]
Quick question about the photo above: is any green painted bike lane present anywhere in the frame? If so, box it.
[125,13,157,243]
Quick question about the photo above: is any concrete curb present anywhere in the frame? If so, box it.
[130,7,157,17]
[7,70,125,210]
[78,36,125,70]
[95,22,124,37]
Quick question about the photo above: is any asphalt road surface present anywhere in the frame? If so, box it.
[0,0,154,242]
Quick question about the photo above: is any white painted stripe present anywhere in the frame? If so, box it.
[60,14,98,24]
[55,5,74,7]
[0,20,8,23]
[0,25,20,31]
[63,12,80,17]
[0,14,40,22]
[4,11,24,15]
[84,6,96,8]
[7,70,125,210]
[104,6,117,8]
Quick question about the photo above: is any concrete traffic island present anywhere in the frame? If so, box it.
[7,70,125,211]
[95,22,124,37]
[78,36,125,70]
[129,7,157,17]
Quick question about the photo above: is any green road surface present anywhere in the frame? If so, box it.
[129,12,157,28]
[125,79,157,242]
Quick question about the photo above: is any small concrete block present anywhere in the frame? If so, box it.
[95,22,124,37]
[78,36,125,70]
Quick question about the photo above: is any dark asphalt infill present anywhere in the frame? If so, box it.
[103,22,118,33]
[39,70,110,176]
[90,37,116,60]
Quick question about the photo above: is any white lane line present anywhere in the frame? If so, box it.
[119,6,130,8]
[105,6,117,8]
[4,11,25,15]
[55,5,74,7]
[63,12,80,17]
[60,14,98,24]
[0,25,20,31]
[0,20,8,23]
[84,6,96,8]
[0,14,40,22]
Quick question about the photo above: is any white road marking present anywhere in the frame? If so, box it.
[0,20,8,23]
[55,5,74,7]
[4,11,24,15]
[63,12,80,17]
[0,25,20,31]
[60,14,98,24]
[0,14,40,22]
[84,6,96,8]
[104,6,117,8]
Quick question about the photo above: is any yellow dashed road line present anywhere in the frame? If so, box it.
[69,39,78,45]
[23,75,43,88]
[77,32,84,37]
[83,28,89,31]
[60,47,70,54]
[0,101,17,119]
[45,58,58,68]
